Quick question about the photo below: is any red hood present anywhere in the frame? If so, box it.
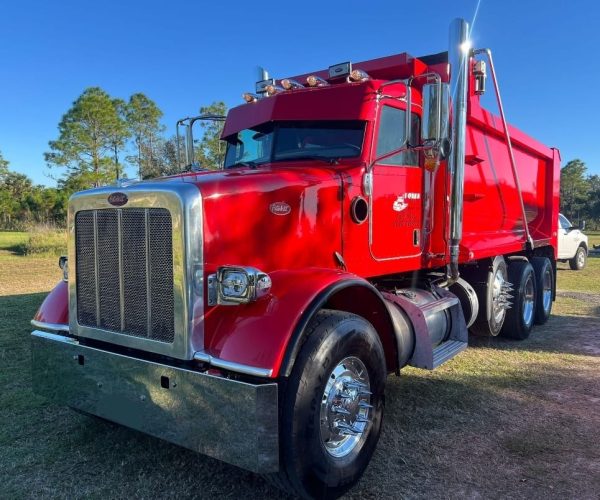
[177,165,344,273]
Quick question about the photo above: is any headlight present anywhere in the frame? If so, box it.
[221,269,249,298]
[208,266,272,306]
[58,256,68,281]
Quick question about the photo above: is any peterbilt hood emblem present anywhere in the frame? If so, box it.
[108,192,128,207]
[270,202,291,216]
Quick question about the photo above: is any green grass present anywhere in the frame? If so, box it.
[586,230,600,247]
[0,231,28,251]
[556,230,600,293]
[1,232,599,499]
[13,227,67,256]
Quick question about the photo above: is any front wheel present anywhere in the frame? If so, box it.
[268,310,386,499]
[569,245,587,270]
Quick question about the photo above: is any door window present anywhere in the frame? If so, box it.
[375,106,420,166]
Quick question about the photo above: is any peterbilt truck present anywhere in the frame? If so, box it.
[31,19,560,499]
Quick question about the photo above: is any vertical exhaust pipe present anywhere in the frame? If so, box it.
[446,18,470,284]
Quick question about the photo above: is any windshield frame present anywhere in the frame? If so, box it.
[224,120,367,169]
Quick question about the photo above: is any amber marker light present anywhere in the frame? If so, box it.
[349,69,370,82]
[242,93,258,103]
[306,75,329,87]
[265,84,284,96]
[281,78,304,90]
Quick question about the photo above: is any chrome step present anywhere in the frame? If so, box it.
[432,340,467,368]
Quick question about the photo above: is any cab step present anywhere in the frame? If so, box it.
[432,339,467,368]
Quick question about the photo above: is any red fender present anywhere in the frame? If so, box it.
[33,280,68,325]
[204,268,398,378]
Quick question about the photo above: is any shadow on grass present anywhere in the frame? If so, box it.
[468,312,600,357]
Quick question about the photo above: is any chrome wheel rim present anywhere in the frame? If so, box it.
[542,268,552,313]
[320,356,372,458]
[577,249,585,268]
[523,274,535,326]
[491,267,508,325]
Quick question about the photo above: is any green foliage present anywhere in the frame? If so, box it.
[0,151,9,180]
[125,93,164,179]
[560,159,600,229]
[560,159,589,217]
[0,149,70,230]
[45,87,129,188]
[195,101,227,169]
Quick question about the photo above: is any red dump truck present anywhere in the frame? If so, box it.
[31,18,560,499]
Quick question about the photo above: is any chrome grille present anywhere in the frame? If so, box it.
[75,208,175,343]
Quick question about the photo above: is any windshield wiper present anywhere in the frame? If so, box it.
[276,155,339,165]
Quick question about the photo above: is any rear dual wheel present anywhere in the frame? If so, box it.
[500,260,536,340]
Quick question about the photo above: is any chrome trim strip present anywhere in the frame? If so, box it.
[193,351,273,378]
[117,209,125,332]
[68,181,204,360]
[93,210,101,326]
[31,329,78,344]
[31,321,71,333]
[144,208,152,339]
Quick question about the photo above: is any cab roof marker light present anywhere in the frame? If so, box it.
[306,75,329,87]
[348,69,370,82]
[242,92,259,103]
[265,84,285,96]
[280,78,304,90]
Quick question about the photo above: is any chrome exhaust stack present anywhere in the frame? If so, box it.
[445,18,470,285]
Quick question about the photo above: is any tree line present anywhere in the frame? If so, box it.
[559,159,600,229]
[0,87,226,229]
[1,87,599,230]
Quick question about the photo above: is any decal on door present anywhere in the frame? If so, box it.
[392,192,420,212]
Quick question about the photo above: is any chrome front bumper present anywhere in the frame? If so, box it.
[31,330,279,473]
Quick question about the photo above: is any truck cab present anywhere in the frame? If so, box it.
[557,213,588,269]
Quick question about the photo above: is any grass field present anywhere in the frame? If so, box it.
[1,232,599,499]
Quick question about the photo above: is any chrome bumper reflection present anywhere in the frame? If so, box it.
[31,330,279,473]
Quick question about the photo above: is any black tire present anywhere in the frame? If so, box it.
[267,310,386,499]
[470,256,508,337]
[500,260,536,340]
[569,245,587,270]
[531,257,553,325]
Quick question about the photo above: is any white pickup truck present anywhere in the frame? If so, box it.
[558,213,588,270]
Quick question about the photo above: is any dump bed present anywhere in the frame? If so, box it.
[459,93,560,261]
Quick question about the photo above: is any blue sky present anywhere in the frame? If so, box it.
[1,0,599,186]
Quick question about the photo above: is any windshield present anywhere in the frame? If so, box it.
[224,120,365,168]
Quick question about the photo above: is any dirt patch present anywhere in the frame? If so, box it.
[556,290,600,304]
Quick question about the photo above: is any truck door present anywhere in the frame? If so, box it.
[369,104,423,260]
[557,213,578,259]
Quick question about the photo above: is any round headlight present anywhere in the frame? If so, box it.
[221,270,249,298]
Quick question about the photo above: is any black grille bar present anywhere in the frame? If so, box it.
[75,208,175,343]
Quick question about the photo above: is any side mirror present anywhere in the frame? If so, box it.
[421,82,450,143]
